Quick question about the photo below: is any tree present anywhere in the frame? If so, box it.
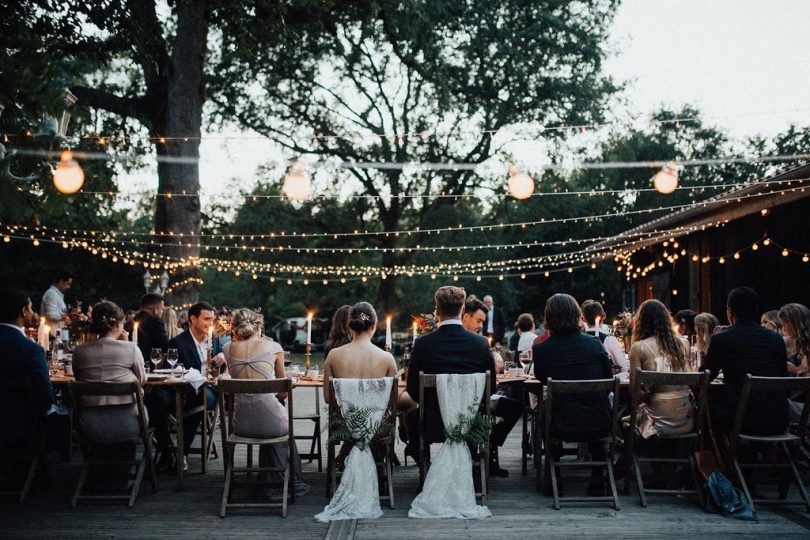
[210,0,620,311]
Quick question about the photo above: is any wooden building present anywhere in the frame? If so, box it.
[590,163,810,315]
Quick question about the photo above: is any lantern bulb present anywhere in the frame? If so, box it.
[652,161,678,195]
[53,150,84,194]
[507,164,535,200]
[282,162,312,201]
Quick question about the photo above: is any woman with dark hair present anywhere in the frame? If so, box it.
[674,309,696,342]
[779,303,810,376]
[72,300,147,445]
[324,305,352,358]
[322,302,397,404]
[629,300,693,438]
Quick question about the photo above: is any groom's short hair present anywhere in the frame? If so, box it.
[435,286,466,319]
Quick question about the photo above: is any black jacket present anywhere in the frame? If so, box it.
[484,307,506,343]
[169,330,223,373]
[133,310,169,363]
[700,321,788,435]
[532,331,613,438]
[407,322,496,443]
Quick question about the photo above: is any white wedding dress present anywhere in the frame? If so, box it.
[408,373,492,519]
[315,377,394,522]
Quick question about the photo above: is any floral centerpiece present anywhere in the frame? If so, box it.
[411,313,436,335]
[63,302,91,343]
[214,306,233,338]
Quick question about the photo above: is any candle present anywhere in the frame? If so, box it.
[594,316,601,336]
[132,321,139,343]
[38,320,48,349]
[42,325,50,349]
[385,317,392,349]
[207,327,213,351]
[488,336,493,348]
[306,312,312,345]
[412,322,418,346]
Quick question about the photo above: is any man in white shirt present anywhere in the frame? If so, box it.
[582,300,628,372]
[516,313,537,354]
[40,272,73,332]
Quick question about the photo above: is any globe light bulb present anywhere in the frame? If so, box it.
[282,162,312,201]
[52,150,84,194]
[652,161,678,194]
[507,164,534,200]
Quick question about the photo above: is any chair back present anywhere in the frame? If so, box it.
[629,369,709,437]
[418,371,491,443]
[732,375,810,444]
[69,381,149,446]
[328,378,398,439]
[0,376,42,442]
[217,377,294,440]
[544,377,621,441]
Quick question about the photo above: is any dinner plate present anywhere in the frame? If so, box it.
[147,373,167,381]
[154,368,186,375]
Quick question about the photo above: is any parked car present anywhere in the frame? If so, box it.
[269,317,329,352]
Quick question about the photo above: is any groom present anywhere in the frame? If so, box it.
[405,286,496,461]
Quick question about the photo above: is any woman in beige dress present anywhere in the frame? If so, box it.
[629,300,693,438]
[224,308,309,497]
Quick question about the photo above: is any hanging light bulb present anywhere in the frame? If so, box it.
[52,150,84,194]
[507,164,534,200]
[282,161,312,201]
[652,161,678,195]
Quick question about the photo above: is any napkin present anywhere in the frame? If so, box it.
[175,367,206,391]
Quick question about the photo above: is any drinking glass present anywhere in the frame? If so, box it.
[166,348,179,372]
[518,351,531,374]
[150,348,162,372]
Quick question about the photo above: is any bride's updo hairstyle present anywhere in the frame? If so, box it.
[231,308,261,340]
[348,302,377,334]
[89,301,124,336]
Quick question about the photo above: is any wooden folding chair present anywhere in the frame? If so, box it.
[418,371,491,502]
[544,376,621,510]
[168,384,217,473]
[69,381,157,508]
[625,368,709,507]
[0,376,47,503]
[325,378,397,508]
[218,378,294,518]
[727,375,810,512]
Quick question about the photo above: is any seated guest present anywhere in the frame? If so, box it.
[674,309,696,343]
[700,287,788,435]
[224,308,309,497]
[778,303,810,376]
[323,305,352,359]
[508,322,520,353]
[629,300,693,438]
[72,301,147,489]
[323,302,397,404]
[516,313,537,354]
[693,312,719,369]
[405,286,496,462]
[168,302,225,462]
[133,293,169,362]
[582,300,628,372]
[532,293,613,493]
[0,287,54,445]
[462,295,521,476]
[162,307,182,340]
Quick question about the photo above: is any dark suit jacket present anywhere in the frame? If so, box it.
[700,321,788,435]
[407,322,496,443]
[0,325,54,442]
[485,307,506,343]
[134,310,169,363]
[532,331,613,438]
[169,330,222,373]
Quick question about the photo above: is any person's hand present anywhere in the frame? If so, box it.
[118,330,129,341]
[212,352,226,366]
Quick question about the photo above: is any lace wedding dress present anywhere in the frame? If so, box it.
[315,377,394,522]
[408,373,492,519]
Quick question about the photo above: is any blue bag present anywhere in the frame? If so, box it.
[705,470,758,521]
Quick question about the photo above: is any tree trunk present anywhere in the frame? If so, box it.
[153,1,208,308]
[376,199,401,314]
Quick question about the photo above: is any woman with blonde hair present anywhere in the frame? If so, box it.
[778,303,810,376]
[629,300,693,438]
[162,307,182,340]
[692,312,719,369]
[224,308,310,497]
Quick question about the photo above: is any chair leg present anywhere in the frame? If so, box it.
[688,452,705,508]
[732,455,755,513]
[632,452,647,507]
[782,442,810,512]
[220,445,234,518]
[247,444,253,469]
[19,454,39,503]
[281,453,290,518]
[605,442,620,511]
[201,409,208,474]
[71,462,89,507]
[479,452,487,503]
[387,446,395,509]
[549,453,561,510]
[316,418,323,472]
[128,457,146,508]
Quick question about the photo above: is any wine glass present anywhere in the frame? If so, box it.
[150,348,162,372]
[166,348,179,372]
[518,351,531,374]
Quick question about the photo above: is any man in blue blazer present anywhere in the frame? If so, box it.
[0,287,53,444]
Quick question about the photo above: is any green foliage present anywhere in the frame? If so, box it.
[328,404,393,446]
[444,407,497,446]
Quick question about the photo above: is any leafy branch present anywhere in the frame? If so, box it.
[444,405,497,446]
[328,404,394,446]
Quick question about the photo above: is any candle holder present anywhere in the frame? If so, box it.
[304,343,312,376]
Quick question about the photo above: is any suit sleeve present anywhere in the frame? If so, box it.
[700,336,722,380]
[150,318,170,351]
[599,347,613,378]
[482,341,497,392]
[31,344,54,412]
[132,345,147,385]
[407,339,423,403]
[169,336,188,368]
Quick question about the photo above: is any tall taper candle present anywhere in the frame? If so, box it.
[132,321,139,343]
[306,312,312,345]
[412,322,417,346]
[385,317,392,350]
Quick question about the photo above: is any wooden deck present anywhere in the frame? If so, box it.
[2,389,810,539]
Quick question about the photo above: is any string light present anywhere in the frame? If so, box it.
[52,150,85,194]
[652,161,679,195]
[507,164,535,200]
[282,161,312,201]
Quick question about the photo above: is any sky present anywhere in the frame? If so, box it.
[124,0,810,203]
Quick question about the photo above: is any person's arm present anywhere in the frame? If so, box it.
[599,348,613,379]
[322,350,334,404]
[406,341,423,404]
[605,336,628,371]
[628,342,643,390]
[700,336,721,380]
[385,352,398,377]
[31,344,54,412]
[274,350,288,399]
